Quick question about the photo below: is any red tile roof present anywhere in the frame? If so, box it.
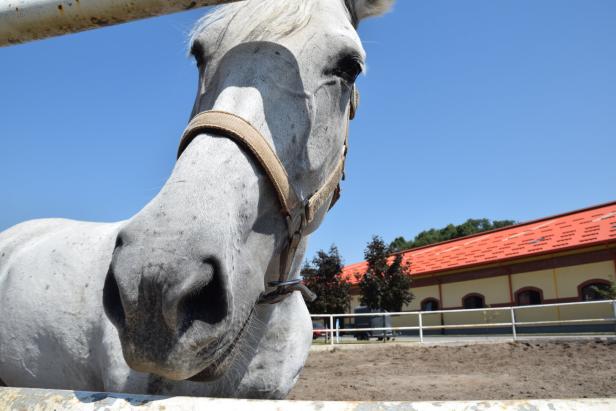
[342,201,616,284]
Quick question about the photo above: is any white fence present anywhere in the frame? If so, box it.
[311,299,616,345]
[2,387,616,410]
[0,0,240,46]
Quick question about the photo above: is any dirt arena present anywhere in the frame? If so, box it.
[288,339,616,401]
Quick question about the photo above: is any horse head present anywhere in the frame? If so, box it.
[102,0,393,382]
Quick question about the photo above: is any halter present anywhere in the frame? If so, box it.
[176,87,358,305]
[176,1,360,305]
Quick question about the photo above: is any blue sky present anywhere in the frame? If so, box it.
[1,1,615,265]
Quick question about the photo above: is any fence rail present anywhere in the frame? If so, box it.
[0,0,241,46]
[3,387,616,410]
[311,299,616,345]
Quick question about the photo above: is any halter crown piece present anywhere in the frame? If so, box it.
[176,2,360,305]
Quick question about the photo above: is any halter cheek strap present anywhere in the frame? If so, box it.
[177,86,358,304]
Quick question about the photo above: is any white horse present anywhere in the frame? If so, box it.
[0,0,393,399]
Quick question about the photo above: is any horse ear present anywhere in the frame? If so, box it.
[352,0,395,21]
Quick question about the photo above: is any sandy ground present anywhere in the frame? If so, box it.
[288,340,616,401]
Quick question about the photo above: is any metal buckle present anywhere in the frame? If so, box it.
[257,205,315,305]
[257,279,317,305]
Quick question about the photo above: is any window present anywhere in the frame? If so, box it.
[579,280,612,301]
[462,293,485,309]
[421,298,440,311]
[516,288,542,306]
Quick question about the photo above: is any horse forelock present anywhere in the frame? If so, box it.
[188,0,355,53]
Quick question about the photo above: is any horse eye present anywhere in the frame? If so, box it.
[330,55,363,84]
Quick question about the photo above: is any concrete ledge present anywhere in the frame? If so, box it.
[1,387,615,410]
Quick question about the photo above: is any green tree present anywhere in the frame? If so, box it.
[589,282,616,300]
[301,245,351,315]
[389,236,409,253]
[389,218,517,252]
[355,236,413,312]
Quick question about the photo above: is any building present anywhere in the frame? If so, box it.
[342,201,616,333]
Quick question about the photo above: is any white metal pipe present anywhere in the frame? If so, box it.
[311,300,616,340]
[329,314,334,346]
[313,326,420,333]
[0,0,241,47]
[612,300,616,334]
[320,319,615,335]
[311,299,614,319]
[332,317,615,332]
[335,318,340,343]
[512,299,615,310]
[513,318,616,327]
[321,323,509,332]
[418,312,424,343]
[510,307,517,341]
[421,322,514,330]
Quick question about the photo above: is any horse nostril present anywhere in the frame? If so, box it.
[103,267,126,328]
[179,260,228,331]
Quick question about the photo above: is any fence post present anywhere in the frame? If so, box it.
[329,315,335,346]
[335,318,340,343]
[510,306,517,341]
[417,312,423,343]
[612,300,616,334]
[418,312,424,343]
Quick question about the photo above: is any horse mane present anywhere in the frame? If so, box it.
[189,0,319,51]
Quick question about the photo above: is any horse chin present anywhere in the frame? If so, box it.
[186,359,229,382]
[124,307,254,382]
[123,346,231,382]
[187,306,255,382]
[119,334,237,382]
